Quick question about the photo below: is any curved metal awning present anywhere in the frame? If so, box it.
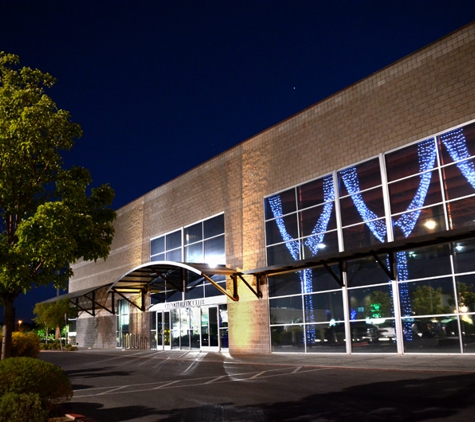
[108,261,243,311]
[43,261,263,316]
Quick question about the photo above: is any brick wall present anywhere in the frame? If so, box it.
[70,23,475,354]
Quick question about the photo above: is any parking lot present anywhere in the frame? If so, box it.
[41,349,475,421]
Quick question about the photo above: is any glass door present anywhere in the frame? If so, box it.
[190,307,201,349]
[201,306,220,351]
[153,311,171,350]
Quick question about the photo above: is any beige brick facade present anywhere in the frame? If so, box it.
[71,23,475,354]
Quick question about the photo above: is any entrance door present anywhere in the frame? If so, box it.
[201,306,219,351]
[153,311,171,350]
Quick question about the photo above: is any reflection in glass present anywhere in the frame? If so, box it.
[299,203,337,236]
[304,291,344,323]
[184,222,202,245]
[453,276,475,313]
[265,189,296,219]
[151,237,165,256]
[306,323,346,352]
[270,297,303,325]
[438,123,475,170]
[203,214,225,238]
[447,197,475,230]
[453,240,475,273]
[347,255,389,287]
[403,316,460,353]
[342,220,387,250]
[441,159,475,201]
[405,278,454,316]
[399,244,451,280]
[266,214,299,246]
[185,243,202,263]
[340,188,385,227]
[386,140,433,182]
[388,170,442,214]
[348,285,394,320]
[269,272,301,297]
[271,325,304,352]
[298,176,331,210]
[204,235,225,265]
[267,241,301,266]
[302,230,339,259]
[166,248,182,262]
[339,158,381,196]
[392,205,446,241]
[166,230,182,250]
[350,321,397,353]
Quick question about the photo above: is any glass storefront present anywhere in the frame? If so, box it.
[150,304,228,351]
[147,213,228,352]
[266,121,475,354]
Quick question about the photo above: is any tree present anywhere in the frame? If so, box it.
[0,52,116,359]
[367,290,392,318]
[411,285,449,315]
[33,299,77,344]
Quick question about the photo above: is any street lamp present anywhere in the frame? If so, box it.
[18,320,22,332]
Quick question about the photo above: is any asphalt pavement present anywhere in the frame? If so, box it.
[41,349,475,421]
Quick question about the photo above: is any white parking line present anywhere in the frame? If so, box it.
[72,366,332,398]
[152,380,180,390]
[97,386,128,395]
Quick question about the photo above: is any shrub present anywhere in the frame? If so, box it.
[0,357,72,411]
[11,332,41,358]
[0,392,48,422]
[0,332,41,358]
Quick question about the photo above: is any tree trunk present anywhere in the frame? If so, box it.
[1,295,15,360]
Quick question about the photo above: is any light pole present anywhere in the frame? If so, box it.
[18,320,22,332]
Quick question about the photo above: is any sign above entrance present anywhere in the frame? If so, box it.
[165,299,205,309]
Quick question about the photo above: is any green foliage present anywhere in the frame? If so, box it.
[0,357,72,411]
[0,332,41,358]
[411,285,449,315]
[448,282,475,312]
[33,298,77,337]
[0,51,116,358]
[0,392,48,422]
[11,332,40,358]
[367,290,392,318]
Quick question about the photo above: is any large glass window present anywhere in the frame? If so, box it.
[265,174,335,266]
[151,214,225,265]
[265,120,475,355]
[150,214,226,305]
[338,159,387,249]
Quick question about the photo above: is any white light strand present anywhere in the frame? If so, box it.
[394,139,437,238]
[340,167,387,243]
[440,128,475,190]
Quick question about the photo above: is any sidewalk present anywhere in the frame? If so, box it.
[76,347,475,373]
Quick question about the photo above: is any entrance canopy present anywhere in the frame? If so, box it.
[45,261,262,316]
[108,261,241,311]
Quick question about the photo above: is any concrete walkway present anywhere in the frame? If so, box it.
[75,347,475,373]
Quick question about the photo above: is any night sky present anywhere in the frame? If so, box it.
[1,0,475,323]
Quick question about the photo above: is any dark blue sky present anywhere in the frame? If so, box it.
[2,0,475,322]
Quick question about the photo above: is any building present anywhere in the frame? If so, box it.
[61,22,475,355]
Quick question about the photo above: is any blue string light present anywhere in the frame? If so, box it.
[394,139,436,238]
[304,175,335,255]
[440,128,475,189]
[268,195,300,261]
[267,126,475,347]
[268,176,335,345]
[340,167,387,243]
